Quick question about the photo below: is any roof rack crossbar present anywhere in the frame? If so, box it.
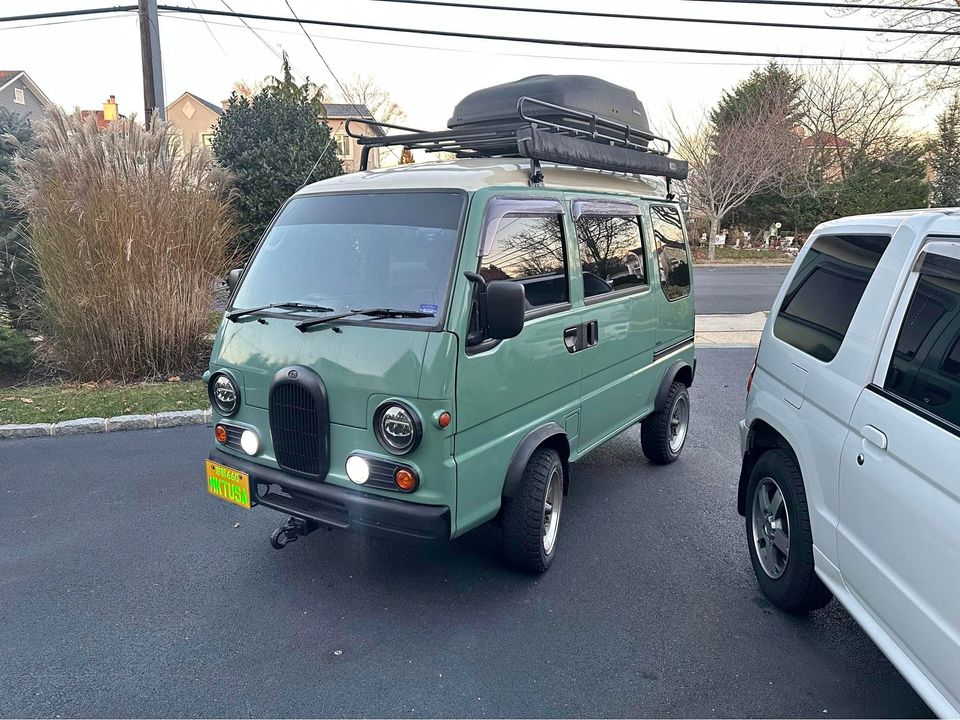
[516,96,671,155]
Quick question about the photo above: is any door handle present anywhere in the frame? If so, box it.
[585,320,598,347]
[862,425,888,451]
[563,326,580,353]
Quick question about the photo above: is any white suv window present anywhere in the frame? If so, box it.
[773,234,889,362]
[884,251,960,432]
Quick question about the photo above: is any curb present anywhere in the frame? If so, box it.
[0,408,212,440]
[694,263,793,268]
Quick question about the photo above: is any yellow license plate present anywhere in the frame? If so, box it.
[206,460,251,509]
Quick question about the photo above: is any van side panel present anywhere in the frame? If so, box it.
[567,194,662,452]
[643,204,695,349]
[450,188,583,535]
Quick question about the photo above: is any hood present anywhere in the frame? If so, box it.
[213,317,428,428]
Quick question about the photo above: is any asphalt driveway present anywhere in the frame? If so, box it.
[0,349,930,718]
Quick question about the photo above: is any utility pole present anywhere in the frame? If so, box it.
[138,0,165,128]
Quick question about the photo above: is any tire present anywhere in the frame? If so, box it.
[745,449,833,614]
[502,446,564,573]
[641,381,690,465]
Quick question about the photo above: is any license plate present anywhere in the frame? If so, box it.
[206,460,251,509]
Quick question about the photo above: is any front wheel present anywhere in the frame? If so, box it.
[745,449,832,613]
[502,447,564,573]
[641,382,690,464]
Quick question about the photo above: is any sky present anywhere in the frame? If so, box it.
[0,0,953,139]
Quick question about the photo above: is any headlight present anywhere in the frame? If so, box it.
[374,401,422,455]
[209,372,240,417]
[239,429,260,456]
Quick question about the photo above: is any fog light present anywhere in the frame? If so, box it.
[215,424,228,444]
[345,455,370,485]
[395,468,418,492]
[240,429,260,456]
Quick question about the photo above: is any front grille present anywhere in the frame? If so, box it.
[269,369,329,478]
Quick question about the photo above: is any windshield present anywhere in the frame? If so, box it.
[232,192,465,326]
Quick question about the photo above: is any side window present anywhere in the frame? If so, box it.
[884,253,960,430]
[650,204,690,301]
[774,234,889,362]
[479,215,568,309]
[574,216,646,298]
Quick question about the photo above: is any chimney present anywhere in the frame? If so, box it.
[103,95,118,122]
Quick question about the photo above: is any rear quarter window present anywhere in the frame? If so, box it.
[773,234,890,362]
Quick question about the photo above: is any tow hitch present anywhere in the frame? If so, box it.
[270,516,319,549]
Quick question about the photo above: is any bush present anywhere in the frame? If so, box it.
[0,323,32,374]
[0,108,40,328]
[213,56,341,256]
[4,110,239,381]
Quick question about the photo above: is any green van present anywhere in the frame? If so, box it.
[204,76,695,572]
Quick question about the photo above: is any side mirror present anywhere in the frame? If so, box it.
[226,268,243,293]
[485,280,525,340]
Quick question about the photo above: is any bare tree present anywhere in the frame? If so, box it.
[672,89,800,261]
[840,2,960,90]
[339,75,406,125]
[796,64,927,188]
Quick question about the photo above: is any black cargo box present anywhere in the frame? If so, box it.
[447,74,651,135]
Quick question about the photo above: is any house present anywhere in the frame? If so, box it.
[323,103,386,173]
[0,70,51,120]
[80,95,123,130]
[165,91,223,146]
[801,131,853,181]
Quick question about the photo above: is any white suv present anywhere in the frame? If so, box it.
[739,209,960,717]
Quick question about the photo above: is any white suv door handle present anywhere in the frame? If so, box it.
[862,425,888,450]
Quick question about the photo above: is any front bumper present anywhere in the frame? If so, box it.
[208,447,451,542]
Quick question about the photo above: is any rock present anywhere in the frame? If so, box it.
[105,414,157,432]
[53,417,106,436]
[0,423,54,439]
[156,409,207,428]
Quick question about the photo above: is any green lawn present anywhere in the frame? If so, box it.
[0,380,208,425]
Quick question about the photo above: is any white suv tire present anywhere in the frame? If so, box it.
[745,449,833,614]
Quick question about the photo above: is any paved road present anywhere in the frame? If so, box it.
[0,349,929,718]
[694,266,791,315]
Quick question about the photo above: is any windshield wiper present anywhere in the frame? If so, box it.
[227,302,334,322]
[297,307,435,332]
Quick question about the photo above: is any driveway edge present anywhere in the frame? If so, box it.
[0,408,212,440]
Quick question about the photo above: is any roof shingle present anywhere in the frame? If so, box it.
[323,102,373,119]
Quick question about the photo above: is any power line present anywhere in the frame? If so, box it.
[676,0,960,11]
[155,4,960,66]
[0,13,134,32]
[281,0,403,163]
[281,0,361,114]
[364,0,960,36]
[167,12,876,67]
[165,13,867,67]
[0,5,138,24]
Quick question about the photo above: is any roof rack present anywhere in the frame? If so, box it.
[344,96,689,191]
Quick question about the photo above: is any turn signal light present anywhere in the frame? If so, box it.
[395,468,418,492]
[215,424,228,444]
[438,411,451,429]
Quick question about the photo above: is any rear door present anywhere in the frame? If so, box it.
[647,204,694,349]
[837,242,960,711]
[570,197,659,452]
[454,195,583,532]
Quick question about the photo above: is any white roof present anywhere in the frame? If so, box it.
[296,158,668,198]
[816,207,960,233]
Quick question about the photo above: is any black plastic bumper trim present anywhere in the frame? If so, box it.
[208,447,451,542]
